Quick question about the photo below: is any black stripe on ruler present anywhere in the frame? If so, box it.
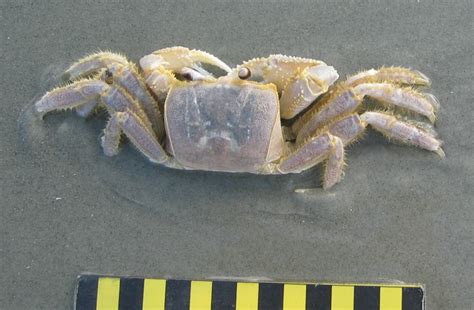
[75,275,98,310]
[258,282,284,310]
[165,279,191,310]
[305,284,317,310]
[354,286,379,310]
[118,277,144,310]
[211,281,237,310]
[402,287,424,310]
[314,284,331,310]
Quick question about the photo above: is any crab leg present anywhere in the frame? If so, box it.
[324,136,345,190]
[346,67,431,87]
[353,83,439,123]
[294,68,438,141]
[278,132,333,173]
[64,52,129,80]
[278,132,346,189]
[36,80,150,128]
[100,64,164,138]
[35,80,108,114]
[361,111,445,157]
[293,87,363,141]
[101,111,168,164]
[101,114,122,156]
[327,114,367,145]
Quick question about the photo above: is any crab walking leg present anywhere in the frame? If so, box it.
[100,87,156,135]
[353,83,439,123]
[112,111,168,163]
[35,80,108,115]
[35,79,156,138]
[361,111,445,157]
[101,114,122,156]
[327,114,367,145]
[278,133,332,173]
[102,64,164,138]
[293,88,363,142]
[278,133,345,189]
[323,137,345,190]
[64,52,129,80]
[294,112,367,146]
[346,67,431,87]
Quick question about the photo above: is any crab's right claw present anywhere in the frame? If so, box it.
[139,46,231,75]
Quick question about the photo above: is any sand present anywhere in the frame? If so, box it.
[1,1,473,308]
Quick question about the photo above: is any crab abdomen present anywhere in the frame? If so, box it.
[165,81,284,173]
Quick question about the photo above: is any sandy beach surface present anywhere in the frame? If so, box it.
[1,1,473,309]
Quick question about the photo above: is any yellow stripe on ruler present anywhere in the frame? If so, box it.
[380,287,402,310]
[236,282,259,310]
[331,285,354,310]
[190,281,212,310]
[142,279,166,310]
[96,277,120,310]
[283,284,306,310]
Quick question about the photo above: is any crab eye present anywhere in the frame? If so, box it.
[238,67,251,80]
[182,72,193,81]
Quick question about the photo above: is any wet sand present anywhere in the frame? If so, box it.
[1,1,473,309]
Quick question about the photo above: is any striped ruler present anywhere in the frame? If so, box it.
[75,275,424,310]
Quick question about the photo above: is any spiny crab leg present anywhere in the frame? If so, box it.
[353,83,439,123]
[58,52,164,138]
[35,80,108,114]
[36,79,151,128]
[99,64,164,138]
[277,132,346,189]
[292,87,363,142]
[34,79,168,159]
[238,55,339,119]
[360,111,445,157]
[345,66,431,87]
[293,66,439,144]
[324,137,345,190]
[64,52,129,80]
[101,110,168,163]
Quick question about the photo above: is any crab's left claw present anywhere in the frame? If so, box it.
[238,55,339,119]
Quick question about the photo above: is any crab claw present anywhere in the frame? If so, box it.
[139,46,232,75]
[238,55,339,119]
[279,63,339,119]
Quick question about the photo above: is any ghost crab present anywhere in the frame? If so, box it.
[35,46,444,189]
